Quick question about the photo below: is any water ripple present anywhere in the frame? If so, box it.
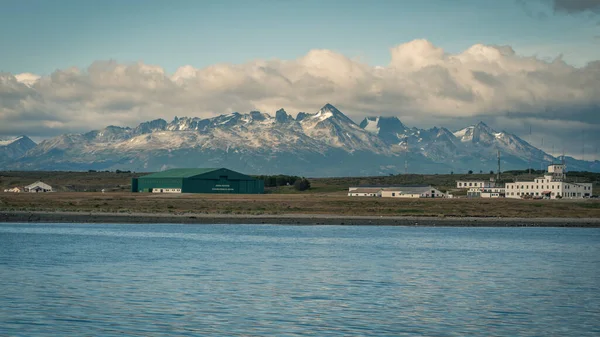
[1,223,599,336]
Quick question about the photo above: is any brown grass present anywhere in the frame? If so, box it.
[1,192,599,218]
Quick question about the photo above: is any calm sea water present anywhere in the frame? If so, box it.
[0,223,599,336]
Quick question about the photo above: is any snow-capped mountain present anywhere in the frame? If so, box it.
[0,135,36,163]
[3,104,598,175]
[453,122,554,165]
[359,116,407,145]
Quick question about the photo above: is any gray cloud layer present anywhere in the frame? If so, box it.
[1,40,599,159]
[553,0,600,13]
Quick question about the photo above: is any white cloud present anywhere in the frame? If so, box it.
[14,73,41,87]
[1,39,599,157]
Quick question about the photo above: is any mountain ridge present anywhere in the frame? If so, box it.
[1,104,598,176]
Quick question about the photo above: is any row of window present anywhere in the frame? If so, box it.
[508,185,558,190]
[508,192,583,197]
[509,192,555,196]
[458,182,484,187]
[508,184,591,191]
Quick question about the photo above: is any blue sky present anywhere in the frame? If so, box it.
[1,0,599,75]
[1,0,599,160]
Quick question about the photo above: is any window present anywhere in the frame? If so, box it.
[459,183,462,187]
[392,193,395,196]
[469,183,472,187]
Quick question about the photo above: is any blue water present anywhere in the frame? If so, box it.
[0,224,599,336]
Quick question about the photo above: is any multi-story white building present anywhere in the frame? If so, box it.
[505,164,593,199]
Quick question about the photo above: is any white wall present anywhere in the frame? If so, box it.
[348,192,380,197]
[505,182,592,199]
[152,188,182,193]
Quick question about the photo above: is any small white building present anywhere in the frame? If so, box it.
[456,179,496,189]
[151,188,182,194]
[3,187,24,193]
[467,187,505,198]
[25,181,53,193]
[348,187,382,197]
[505,164,592,199]
[381,185,445,199]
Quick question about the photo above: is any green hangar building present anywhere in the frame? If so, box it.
[131,168,264,194]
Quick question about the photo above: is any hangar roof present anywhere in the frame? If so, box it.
[139,168,257,181]
[140,168,220,179]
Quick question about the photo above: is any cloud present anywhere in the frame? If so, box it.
[552,0,600,14]
[2,39,600,158]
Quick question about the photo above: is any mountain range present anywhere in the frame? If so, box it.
[1,104,598,176]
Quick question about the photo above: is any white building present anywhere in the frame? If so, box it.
[467,187,505,198]
[505,164,592,199]
[3,187,24,193]
[348,187,382,197]
[152,188,182,194]
[456,179,496,189]
[381,185,445,199]
[25,181,53,193]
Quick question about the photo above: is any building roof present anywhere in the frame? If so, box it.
[349,188,383,193]
[383,186,439,194]
[25,181,52,189]
[140,168,221,179]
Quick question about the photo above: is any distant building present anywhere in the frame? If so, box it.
[505,164,592,199]
[349,185,445,198]
[381,185,445,199]
[3,187,24,193]
[25,181,53,193]
[132,168,264,194]
[456,179,496,189]
[348,187,382,197]
[467,187,505,198]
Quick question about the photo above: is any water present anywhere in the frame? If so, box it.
[0,224,599,336]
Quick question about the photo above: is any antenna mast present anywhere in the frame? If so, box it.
[528,125,532,175]
[404,137,408,174]
[582,131,585,162]
[496,149,501,182]
[540,137,544,172]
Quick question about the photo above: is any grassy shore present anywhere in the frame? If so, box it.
[1,192,599,219]
[1,170,599,225]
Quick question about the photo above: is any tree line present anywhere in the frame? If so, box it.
[253,175,311,191]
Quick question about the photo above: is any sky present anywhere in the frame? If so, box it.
[1,0,599,159]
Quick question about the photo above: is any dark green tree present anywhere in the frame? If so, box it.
[293,178,311,191]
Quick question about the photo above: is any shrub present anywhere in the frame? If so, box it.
[293,178,311,191]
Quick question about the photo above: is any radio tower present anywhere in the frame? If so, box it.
[540,138,544,171]
[496,149,501,182]
[582,131,585,162]
[404,137,408,174]
[528,125,532,175]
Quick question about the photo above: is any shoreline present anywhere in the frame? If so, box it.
[1,211,599,227]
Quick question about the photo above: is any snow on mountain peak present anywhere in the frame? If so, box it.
[360,117,380,134]
[4,103,587,174]
[0,136,26,146]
